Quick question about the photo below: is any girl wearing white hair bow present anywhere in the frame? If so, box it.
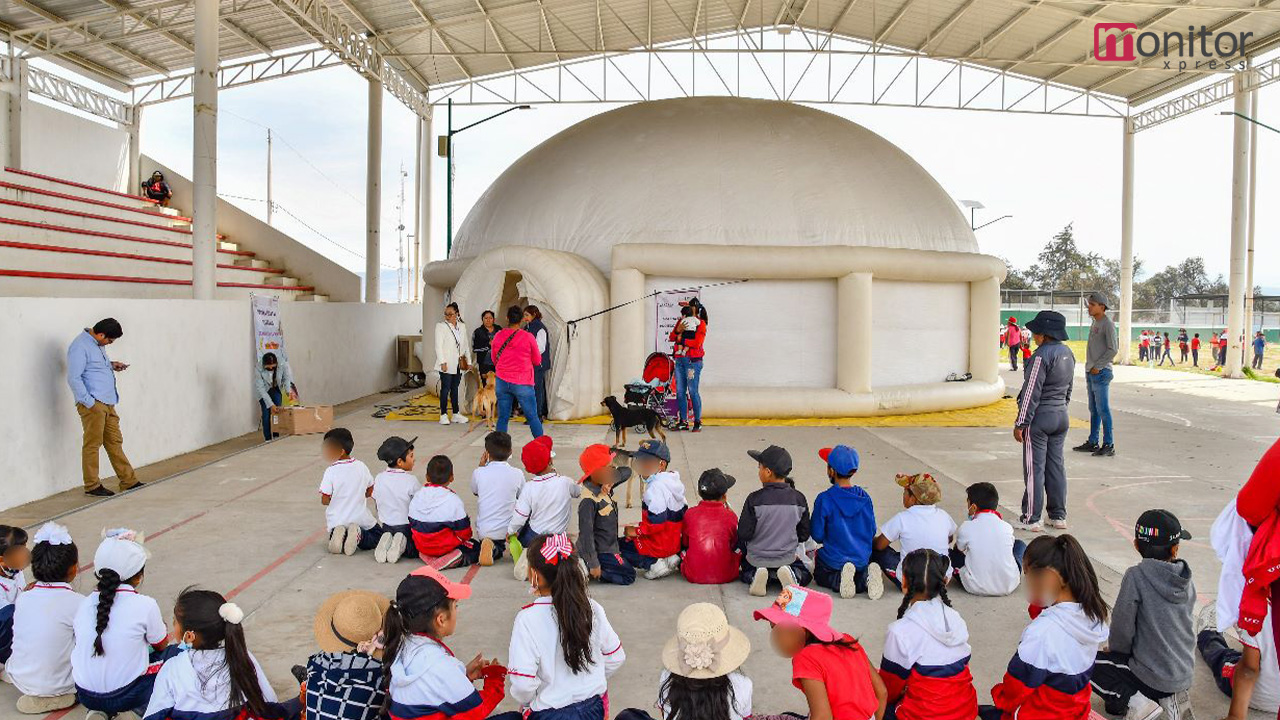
[144,588,301,720]
[7,523,82,714]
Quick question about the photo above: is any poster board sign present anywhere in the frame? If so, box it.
[655,289,700,353]
[251,294,285,358]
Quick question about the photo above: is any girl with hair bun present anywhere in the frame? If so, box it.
[144,587,300,720]
[71,529,170,719]
[8,523,83,713]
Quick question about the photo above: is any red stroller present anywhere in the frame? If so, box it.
[624,352,681,429]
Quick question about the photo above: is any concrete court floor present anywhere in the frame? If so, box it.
[2,364,1278,720]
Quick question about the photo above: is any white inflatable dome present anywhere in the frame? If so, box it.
[452,96,979,271]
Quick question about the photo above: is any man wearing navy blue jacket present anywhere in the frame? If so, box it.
[810,445,881,601]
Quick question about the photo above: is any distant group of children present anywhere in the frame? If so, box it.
[3,430,1277,720]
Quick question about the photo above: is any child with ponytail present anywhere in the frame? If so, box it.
[987,534,1109,720]
[7,523,82,714]
[379,566,509,720]
[0,524,31,665]
[509,533,626,720]
[71,529,170,719]
[878,549,977,720]
[144,588,301,720]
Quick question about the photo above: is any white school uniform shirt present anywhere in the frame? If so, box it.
[657,670,751,720]
[373,468,421,527]
[508,597,624,711]
[955,510,1020,596]
[8,582,85,697]
[0,569,27,607]
[320,458,377,531]
[407,484,470,526]
[71,588,168,693]
[879,505,957,578]
[507,473,581,537]
[470,461,526,540]
[144,648,278,720]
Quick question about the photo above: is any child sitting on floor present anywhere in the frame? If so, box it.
[7,523,82,714]
[380,567,510,720]
[810,445,880,600]
[987,534,1109,720]
[299,589,388,720]
[408,455,481,569]
[739,445,812,596]
[1091,509,1195,719]
[0,525,30,667]
[508,436,580,581]
[577,444,636,586]
[951,482,1023,597]
[754,583,886,719]
[144,589,301,720]
[880,549,977,720]
[680,469,741,585]
[72,529,172,719]
[469,431,523,566]
[619,440,687,581]
[319,428,378,556]
[872,473,956,588]
[370,435,421,564]
[509,534,626,719]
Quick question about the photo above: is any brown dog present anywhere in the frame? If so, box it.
[470,372,498,429]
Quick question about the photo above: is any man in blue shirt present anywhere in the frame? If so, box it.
[1253,331,1267,371]
[67,318,140,497]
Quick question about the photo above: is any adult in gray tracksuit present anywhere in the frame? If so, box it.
[1014,310,1074,529]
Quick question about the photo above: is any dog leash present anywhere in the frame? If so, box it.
[563,279,749,349]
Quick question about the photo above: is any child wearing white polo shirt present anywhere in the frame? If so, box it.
[7,523,83,714]
[370,435,421,564]
[470,431,524,567]
[508,436,580,581]
[871,473,956,588]
[71,529,172,719]
[318,428,378,556]
[0,525,30,668]
[408,456,481,570]
[950,482,1023,597]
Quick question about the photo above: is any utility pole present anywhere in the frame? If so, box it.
[397,162,407,303]
[266,128,273,226]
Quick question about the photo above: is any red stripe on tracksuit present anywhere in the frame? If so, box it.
[882,669,978,720]
[390,667,506,720]
[634,508,684,558]
[412,524,473,558]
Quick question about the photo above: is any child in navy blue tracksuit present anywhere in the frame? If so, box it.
[811,445,880,601]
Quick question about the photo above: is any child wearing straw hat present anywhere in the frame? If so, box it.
[299,589,391,720]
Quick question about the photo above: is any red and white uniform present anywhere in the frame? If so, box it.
[506,473,580,537]
[508,597,624,712]
[880,597,978,720]
[633,471,687,559]
[387,635,506,720]
[408,484,474,558]
[989,602,1108,720]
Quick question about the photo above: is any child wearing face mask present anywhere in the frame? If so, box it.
[983,534,1109,720]
[949,483,1023,597]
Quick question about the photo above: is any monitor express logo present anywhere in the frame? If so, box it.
[1095,23,1137,61]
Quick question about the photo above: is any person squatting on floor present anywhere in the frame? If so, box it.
[1014,310,1075,533]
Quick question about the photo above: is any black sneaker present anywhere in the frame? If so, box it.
[1092,444,1116,457]
[121,482,146,492]
[673,421,689,431]
[1072,441,1100,453]
[691,422,702,433]
[85,486,115,497]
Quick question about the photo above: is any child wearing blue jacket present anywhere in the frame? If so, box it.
[811,446,882,601]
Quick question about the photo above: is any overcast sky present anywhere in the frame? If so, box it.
[139,47,1280,302]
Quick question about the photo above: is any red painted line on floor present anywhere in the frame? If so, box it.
[462,564,481,585]
[227,527,327,600]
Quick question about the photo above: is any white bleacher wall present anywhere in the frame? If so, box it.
[0,297,421,510]
[23,100,130,192]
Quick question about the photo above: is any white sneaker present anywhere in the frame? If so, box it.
[1125,694,1162,720]
[85,712,109,720]
[1157,690,1193,720]
[514,547,530,581]
[439,415,451,425]
[866,562,885,600]
[777,565,797,589]
[748,567,769,597]
[452,414,468,423]
[1195,602,1218,636]
[645,555,679,580]
[16,693,76,714]
[327,525,347,554]
[343,524,361,555]
[1047,518,1069,530]
[838,563,857,599]
[374,532,394,563]
[1014,519,1044,533]
[389,533,407,563]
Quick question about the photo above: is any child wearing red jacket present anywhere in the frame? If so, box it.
[680,469,741,584]
[408,456,481,569]
[986,534,1109,720]
[619,440,687,581]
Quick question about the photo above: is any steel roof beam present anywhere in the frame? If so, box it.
[8,0,172,74]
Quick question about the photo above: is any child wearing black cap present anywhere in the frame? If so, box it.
[738,445,812,596]
[679,469,741,585]
[1090,509,1196,720]
[369,436,421,564]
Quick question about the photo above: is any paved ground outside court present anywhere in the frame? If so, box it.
[3,362,1278,719]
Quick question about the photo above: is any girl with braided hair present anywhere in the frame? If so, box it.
[878,549,977,720]
[71,529,171,719]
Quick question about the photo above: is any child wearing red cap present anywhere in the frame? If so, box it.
[754,584,886,719]
[508,436,580,582]
[577,445,636,586]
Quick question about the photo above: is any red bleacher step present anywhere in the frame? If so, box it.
[4,167,161,204]
[0,268,313,292]
[0,180,191,222]
[0,239,283,274]
[0,198,224,239]
[0,217,251,257]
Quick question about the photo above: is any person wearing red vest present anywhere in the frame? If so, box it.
[680,469,741,584]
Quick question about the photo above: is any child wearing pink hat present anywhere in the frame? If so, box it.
[754,585,886,719]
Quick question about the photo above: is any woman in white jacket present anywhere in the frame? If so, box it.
[434,302,471,425]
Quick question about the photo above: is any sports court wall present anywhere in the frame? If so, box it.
[0,297,420,511]
[22,100,130,191]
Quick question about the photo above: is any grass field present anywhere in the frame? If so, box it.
[1052,339,1280,383]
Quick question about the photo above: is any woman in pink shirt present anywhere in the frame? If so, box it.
[492,305,545,438]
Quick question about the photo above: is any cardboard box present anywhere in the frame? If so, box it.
[271,405,334,436]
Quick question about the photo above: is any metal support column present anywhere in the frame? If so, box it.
[3,59,27,170]
[191,0,219,300]
[1225,71,1251,378]
[1245,67,1258,335]
[266,129,273,226]
[366,78,383,303]
[126,105,141,193]
[416,108,432,300]
[1118,118,1135,365]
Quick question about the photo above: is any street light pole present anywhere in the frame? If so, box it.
[443,100,533,257]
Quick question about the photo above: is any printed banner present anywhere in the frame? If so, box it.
[654,288,700,353]
[251,294,285,359]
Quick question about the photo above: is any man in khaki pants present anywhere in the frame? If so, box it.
[67,318,141,497]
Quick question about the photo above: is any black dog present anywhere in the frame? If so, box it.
[601,396,666,449]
